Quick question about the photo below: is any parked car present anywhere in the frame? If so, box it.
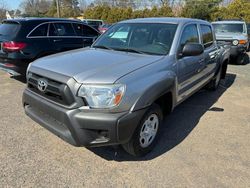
[98,24,112,33]
[0,18,100,75]
[23,18,230,156]
[212,20,249,64]
[82,19,104,30]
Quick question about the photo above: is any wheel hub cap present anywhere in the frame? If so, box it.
[139,114,159,148]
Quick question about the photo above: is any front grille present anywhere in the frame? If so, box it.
[217,40,232,45]
[27,73,75,106]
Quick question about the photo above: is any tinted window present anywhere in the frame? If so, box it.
[0,22,20,36]
[49,23,76,36]
[201,25,214,48]
[72,23,99,37]
[180,24,199,47]
[213,23,244,33]
[72,23,83,36]
[93,23,178,55]
[82,25,99,37]
[29,23,48,37]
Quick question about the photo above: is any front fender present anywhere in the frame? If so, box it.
[131,71,177,112]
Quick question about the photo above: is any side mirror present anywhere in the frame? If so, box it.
[182,43,204,57]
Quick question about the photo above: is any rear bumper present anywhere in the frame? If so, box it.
[0,58,30,75]
[23,89,146,147]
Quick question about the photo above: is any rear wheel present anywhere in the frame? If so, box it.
[206,66,222,91]
[122,104,163,157]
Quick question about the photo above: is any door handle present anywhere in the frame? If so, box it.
[53,39,62,42]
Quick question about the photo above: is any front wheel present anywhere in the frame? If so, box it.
[122,104,163,157]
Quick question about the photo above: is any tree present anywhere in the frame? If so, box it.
[0,0,7,20]
[20,0,51,17]
[212,0,250,22]
[181,0,223,21]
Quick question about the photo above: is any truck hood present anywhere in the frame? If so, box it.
[31,48,164,84]
[215,32,248,40]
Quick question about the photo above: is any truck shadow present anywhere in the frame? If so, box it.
[89,73,236,161]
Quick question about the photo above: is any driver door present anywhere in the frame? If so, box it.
[177,24,205,102]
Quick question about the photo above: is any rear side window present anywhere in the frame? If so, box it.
[201,25,214,48]
[29,23,49,37]
[82,25,99,37]
[72,23,83,36]
[0,22,20,36]
[49,23,76,36]
[180,24,199,47]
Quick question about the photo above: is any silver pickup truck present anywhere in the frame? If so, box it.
[23,18,230,156]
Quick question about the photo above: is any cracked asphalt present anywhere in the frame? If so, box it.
[0,53,250,187]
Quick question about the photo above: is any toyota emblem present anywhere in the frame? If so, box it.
[37,78,48,92]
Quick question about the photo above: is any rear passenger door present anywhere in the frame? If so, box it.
[72,23,99,47]
[177,24,205,100]
[27,23,51,58]
[200,24,218,77]
[49,22,81,52]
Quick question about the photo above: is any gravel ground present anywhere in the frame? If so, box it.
[0,54,250,187]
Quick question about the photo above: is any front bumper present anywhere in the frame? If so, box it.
[23,89,146,147]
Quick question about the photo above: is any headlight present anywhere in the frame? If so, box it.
[78,84,125,108]
[232,40,239,46]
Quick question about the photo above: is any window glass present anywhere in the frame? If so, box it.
[72,24,99,37]
[29,23,48,37]
[180,24,199,47]
[212,24,244,33]
[93,23,178,55]
[49,23,76,36]
[201,25,214,48]
[0,22,20,36]
[72,23,83,36]
[82,25,99,37]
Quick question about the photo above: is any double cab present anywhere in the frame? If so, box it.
[23,18,230,156]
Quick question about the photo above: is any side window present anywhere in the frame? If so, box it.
[180,24,199,48]
[82,25,99,37]
[201,25,214,48]
[72,23,83,36]
[49,23,76,36]
[29,23,49,37]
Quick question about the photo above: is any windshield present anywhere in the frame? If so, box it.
[93,23,178,55]
[213,23,244,33]
[0,22,20,36]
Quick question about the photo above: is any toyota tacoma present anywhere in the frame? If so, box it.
[23,18,230,156]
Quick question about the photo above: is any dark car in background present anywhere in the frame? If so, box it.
[0,18,100,75]
[82,19,104,30]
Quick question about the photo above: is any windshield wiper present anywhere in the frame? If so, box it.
[114,48,146,54]
[92,45,114,50]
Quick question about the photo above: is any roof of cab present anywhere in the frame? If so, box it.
[120,17,211,25]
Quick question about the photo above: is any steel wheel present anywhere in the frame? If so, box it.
[139,114,159,148]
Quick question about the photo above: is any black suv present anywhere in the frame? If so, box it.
[0,18,100,75]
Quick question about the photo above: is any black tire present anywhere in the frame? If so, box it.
[122,103,163,157]
[206,66,222,91]
[236,54,249,65]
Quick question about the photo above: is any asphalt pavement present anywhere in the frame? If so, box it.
[0,54,250,187]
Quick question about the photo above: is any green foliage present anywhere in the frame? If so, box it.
[181,0,223,20]
[212,0,250,22]
[83,4,174,23]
